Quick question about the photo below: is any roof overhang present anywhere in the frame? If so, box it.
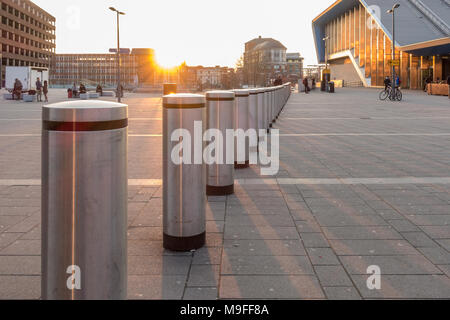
[400,38,450,56]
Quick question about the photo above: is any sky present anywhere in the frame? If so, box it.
[34,0,333,68]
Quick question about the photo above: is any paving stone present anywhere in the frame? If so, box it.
[300,233,330,248]
[375,209,404,220]
[0,239,40,256]
[314,265,353,286]
[225,214,295,227]
[351,275,450,299]
[219,275,325,299]
[340,255,442,275]
[0,207,39,216]
[128,275,186,299]
[223,239,306,256]
[406,214,450,226]
[436,239,450,252]
[0,276,40,299]
[192,247,222,265]
[0,256,40,275]
[418,247,450,264]
[224,226,299,240]
[437,265,450,277]
[4,212,40,233]
[128,256,191,276]
[306,248,341,265]
[401,232,437,248]
[127,227,163,241]
[187,265,220,287]
[0,216,26,232]
[322,226,402,240]
[387,220,420,232]
[314,213,388,227]
[329,239,420,256]
[183,287,218,300]
[323,286,361,300]
[0,233,22,250]
[295,220,322,233]
[206,220,224,233]
[420,226,450,239]
[221,255,314,275]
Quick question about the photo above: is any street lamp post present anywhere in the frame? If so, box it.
[109,7,125,103]
[387,4,400,100]
[323,36,330,90]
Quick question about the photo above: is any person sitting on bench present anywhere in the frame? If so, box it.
[96,84,103,96]
[79,83,87,94]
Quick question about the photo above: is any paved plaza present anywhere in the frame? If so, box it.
[0,87,449,299]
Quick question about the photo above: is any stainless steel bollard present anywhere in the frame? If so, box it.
[248,89,259,148]
[42,100,128,300]
[233,89,250,169]
[268,88,274,130]
[206,91,235,196]
[259,89,267,135]
[163,94,206,251]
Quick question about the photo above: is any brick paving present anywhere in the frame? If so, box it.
[0,87,449,299]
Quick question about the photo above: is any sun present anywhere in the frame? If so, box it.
[155,51,184,69]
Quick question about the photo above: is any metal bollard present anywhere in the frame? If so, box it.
[42,100,128,300]
[248,89,259,149]
[163,94,206,251]
[268,88,274,130]
[164,83,177,95]
[206,91,235,196]
[233,89,250,169]
[258,89,266,136]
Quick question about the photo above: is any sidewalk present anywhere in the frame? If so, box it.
[0,88,449,299]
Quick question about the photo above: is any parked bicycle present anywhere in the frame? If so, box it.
[379,86,402,101]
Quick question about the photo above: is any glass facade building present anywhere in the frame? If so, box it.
[313,0,450,89]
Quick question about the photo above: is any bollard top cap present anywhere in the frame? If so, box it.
[43,100,128,122]
[248,88,259,95]
[163,93,205,108]
[206,91,235,99]
[233,89,250,97]
[256,88,266,93]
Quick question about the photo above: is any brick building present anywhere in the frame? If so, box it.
[0,0,55,86]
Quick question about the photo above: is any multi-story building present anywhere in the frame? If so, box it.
[243,36,287,86]
[179,65,236,90]
[312,0,450,89]
[50,48,156,88]
[286,52,304,80]
[0,0,55,86]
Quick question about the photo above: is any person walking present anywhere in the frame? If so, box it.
[303,78,310,94]
[43,80,48,102]
[36,77,42,102]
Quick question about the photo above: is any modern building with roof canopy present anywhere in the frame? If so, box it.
[312,0,450,89]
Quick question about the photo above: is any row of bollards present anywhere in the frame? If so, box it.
[162,84,291,252]
[41,84,291,300]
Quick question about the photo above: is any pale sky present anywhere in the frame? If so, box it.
[34,0,333,68]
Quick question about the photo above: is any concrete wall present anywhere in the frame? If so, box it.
[329,57,361,84]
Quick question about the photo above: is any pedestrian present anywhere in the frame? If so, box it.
[384,76,391,91]
[303,77,309,94]
[72,83,78,97]
[447,75,450,99]
[43,80,48,102]
[424,76,432,92]
[36,77,42,102]
[395,76,401,88]
[13,78,23,100]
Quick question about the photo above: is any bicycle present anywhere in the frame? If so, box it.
[379,86,402,101]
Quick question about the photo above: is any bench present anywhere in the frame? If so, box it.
[101,91,115,97]
[23,94,36,102]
